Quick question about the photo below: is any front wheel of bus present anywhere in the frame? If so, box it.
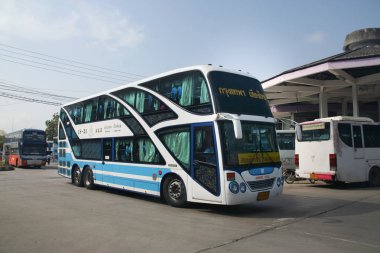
[368,166,380,187]
[163,176,187,207]
[84,167,95,190]
[72,166,83,187]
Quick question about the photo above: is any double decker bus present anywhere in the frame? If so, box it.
[4,129,47,168]
[58,65,283,206]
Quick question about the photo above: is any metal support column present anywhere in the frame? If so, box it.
[352,83,359,117]
[342,99,348,116]
[319,86,328,118]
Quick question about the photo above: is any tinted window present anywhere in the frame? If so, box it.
[112,88,177,126]
[338,123,352,147]
[219,121,279,166]
[300,122,330,141]
[363,125,380,148]
[142,71,212,114]
[208,71,272,117]
[59,123,66,140]
[82,98,98,123]
[277,132,295,150]
[353,126,363,148]
[158,127,190,171]
[65,96,130,124]
[81,139,101,160]
[115,138,134,162]
[135,137,163,164]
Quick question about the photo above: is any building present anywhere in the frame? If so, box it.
[262,28,380,128]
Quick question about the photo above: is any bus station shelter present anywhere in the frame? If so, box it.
[262,28,380,127]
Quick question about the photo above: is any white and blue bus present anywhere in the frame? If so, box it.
[58,65,283,206]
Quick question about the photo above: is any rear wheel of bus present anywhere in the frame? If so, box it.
[72,166,83,187]
[163,175,187,207]
[368,166,380,187]
[83,167,95,190]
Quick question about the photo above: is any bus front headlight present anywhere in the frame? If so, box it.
[229,181,239,194]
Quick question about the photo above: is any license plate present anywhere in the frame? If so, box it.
[257,191,270,201]
[310,173,317,180]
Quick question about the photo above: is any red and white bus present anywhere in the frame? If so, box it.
[4,129,47,168]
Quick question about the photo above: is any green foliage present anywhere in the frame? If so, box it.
[45,113,59,140]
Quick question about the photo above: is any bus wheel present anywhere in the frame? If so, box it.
[368,166,380,187]
[163,175,187,207]
[72,166,84,187]
[84,167,95,190]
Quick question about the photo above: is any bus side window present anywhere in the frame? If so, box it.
[194,126,216,165]
[338,123,352,147]
[353,126,363,148]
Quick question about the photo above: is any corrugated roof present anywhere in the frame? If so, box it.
[263,45,380,82]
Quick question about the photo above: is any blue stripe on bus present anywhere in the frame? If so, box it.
[99,164,170,178]
[60,154,170,178]
[94,173,160,192]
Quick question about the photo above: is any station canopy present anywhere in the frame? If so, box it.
[262,28,380,120]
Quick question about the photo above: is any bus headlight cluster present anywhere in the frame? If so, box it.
[240,183,246,193]
[229,181,239,194]
[277,177,284,187]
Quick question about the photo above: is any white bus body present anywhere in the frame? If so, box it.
[276,130,296,171]
[295,116,380,186]
[58,65,283,206]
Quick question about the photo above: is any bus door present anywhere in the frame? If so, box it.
[190,123,222,203]
[100,138,113,184]
[352,125,364,159]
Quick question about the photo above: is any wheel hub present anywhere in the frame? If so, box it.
[168,180,182,200]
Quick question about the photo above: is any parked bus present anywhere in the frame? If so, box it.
[4,129,47,168]
[295,116,380,186]
[58,65,283,206]
[276,130,296,172]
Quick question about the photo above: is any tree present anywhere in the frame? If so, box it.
[45,113,59,140]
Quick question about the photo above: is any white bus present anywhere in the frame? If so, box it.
[276,130,296,172]
[58,65,283,207]
[295,116,380,186]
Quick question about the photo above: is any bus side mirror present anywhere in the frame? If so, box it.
[233,119,243,139]
[295,125,302,141]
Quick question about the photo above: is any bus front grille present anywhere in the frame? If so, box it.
[247,178,275,191]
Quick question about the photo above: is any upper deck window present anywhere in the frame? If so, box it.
[208,71,272,117]
[141,71,212,114]
[112,88,177,126]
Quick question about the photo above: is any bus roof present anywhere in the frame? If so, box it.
[61,65,258,107]
[301,116,375,125]
[5,128,45,137]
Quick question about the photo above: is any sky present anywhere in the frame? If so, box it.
[0,0,379,134]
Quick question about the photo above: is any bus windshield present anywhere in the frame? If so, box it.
[277,132,295,150]
[300,122,330,141]
[208,71,272,117]
[22,144,46,155]
[23,131,46,142]
[219,121,279,167]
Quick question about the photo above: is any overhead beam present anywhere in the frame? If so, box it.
[287,77,324,86]
[265,85,319,93]
[328,69,356,84]
[268,97,317,106]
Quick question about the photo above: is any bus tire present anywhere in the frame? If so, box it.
[83,167,95,190]
[72,166,84,187]
[163,175,187,207]
[368,166,380,187]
